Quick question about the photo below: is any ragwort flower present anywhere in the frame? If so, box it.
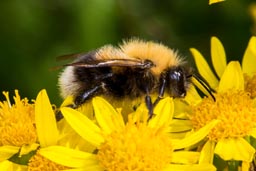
[39,97,218,171]
[0,89,72,170]
[189,36,256,167]
[0,90,38,170]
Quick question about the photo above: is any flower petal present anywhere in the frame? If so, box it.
[250,128,256,139]
[0,160,14,171]
[163,163,216,171]
[242,36,256,75]
[173,120,219,150]
[242,161,250,171]
[185,85,202,105]
[0,146,20,161]
[218,61,244,92]
[209,0,225,5]
[214,138,255,162]
[211,37,227,78]
[199,140,215,164]
[93,97,124,134]
[61,107,104,147]
[39,146,100,168]
[169,119,192,133]
[148,97,174,128]
[19,143,39,156]
[172,151,200,164]
[0,160,27,171]
[35,89,58,147]
[191,77,214,99]
[190,48,219,89]
[60,96,74,107]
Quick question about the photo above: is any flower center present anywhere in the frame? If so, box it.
[97,117,173,171]
[244,73,256,99]
[190,90,256,141]
[28,151,69,171]
[0,91,37,146]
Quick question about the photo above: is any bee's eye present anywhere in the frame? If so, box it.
[168,67,186,97]
[169,67,184,82]
[170,70,182,81]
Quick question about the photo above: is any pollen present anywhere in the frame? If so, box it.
[244,73,256,99]
[28,151,69,171]
[97,116,173,171]
[0,90,37,146]
[190,90,256,141]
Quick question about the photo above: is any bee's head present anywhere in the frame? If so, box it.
[165,66,191,98]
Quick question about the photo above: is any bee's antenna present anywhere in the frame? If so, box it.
[187,73,216,101]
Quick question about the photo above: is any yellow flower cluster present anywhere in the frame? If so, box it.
[0,91,218,171]
[189,36,256,170]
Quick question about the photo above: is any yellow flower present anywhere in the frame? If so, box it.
[0,89,71,170]
[39,97,218,171]
[209,0,225,5]
[0,90,38,170]
[189,37,256,164]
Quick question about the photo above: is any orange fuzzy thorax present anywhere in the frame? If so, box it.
[120,39,183,75]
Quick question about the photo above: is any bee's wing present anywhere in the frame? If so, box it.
[53,51,96,70]
[65,58,154,69]
[56,51,95,61]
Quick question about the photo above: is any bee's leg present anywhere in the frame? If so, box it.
[55,85,102,121]
[145,94,154,120]
[55,102,78,121]
[153,76,166,107]
[74,85,102,107]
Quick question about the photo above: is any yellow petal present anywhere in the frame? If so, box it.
[169,119,192,133]
[199,140,216,164]
[250,128,256,139]
[185,85,202,105]
[0,146,20,161]
[0,160,27,171]
[35,89,58,147]
[163,163,216,171]
[172,151,200,164]
[242,161,250,171]
[148,97,174,128]
[60,96,74,107]
[0,160,14,171]
[20,143,39,156]
[211,37,227,78]
[92,97,124,134]
[39,146,100,168]
[209,0,225,5]
[191,77,214,99]
[61,107,104,147]
[218,61,244,92]
[214,138,255,162]
[173,120,219,150]
[190,48,219,89]
[242,36,256,75]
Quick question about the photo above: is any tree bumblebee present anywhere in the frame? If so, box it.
[58,38,214,117]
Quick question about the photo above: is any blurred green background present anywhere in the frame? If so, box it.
[0,0,255,105]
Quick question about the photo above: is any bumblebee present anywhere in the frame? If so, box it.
[58,39,214,116]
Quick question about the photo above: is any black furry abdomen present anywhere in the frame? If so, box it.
[74,66,157,101]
